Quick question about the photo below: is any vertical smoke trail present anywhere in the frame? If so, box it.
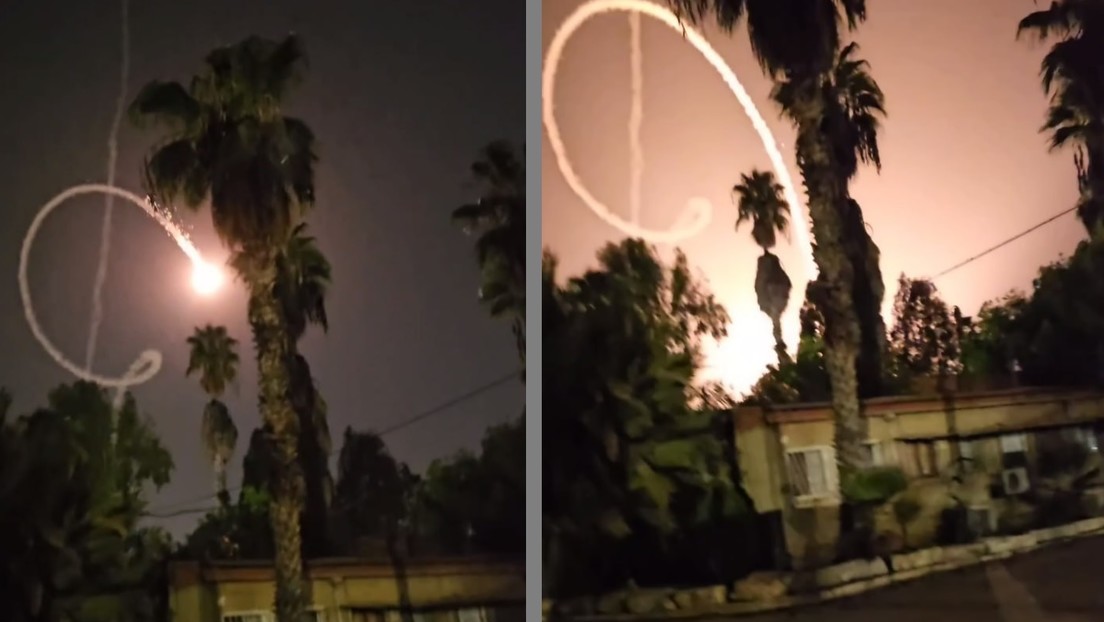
[628,11,644,226]
[85,0,130,376]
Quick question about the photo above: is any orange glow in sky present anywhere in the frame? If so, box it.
[542,0,1088,396]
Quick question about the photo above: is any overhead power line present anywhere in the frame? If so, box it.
[144,368,521,518]
[932,205,1078,280]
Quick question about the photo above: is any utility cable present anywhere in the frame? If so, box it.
[932,205,1078,280]
[143,368,522,518]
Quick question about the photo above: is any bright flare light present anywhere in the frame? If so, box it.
[191,260,224,296]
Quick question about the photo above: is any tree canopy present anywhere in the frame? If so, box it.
[543,239,751,594]
[0,382,173,622]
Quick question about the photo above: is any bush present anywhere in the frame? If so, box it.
[841,467,908,505]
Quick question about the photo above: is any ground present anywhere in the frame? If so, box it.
[724,536,1104,622]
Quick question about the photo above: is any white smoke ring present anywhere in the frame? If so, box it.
[19,183,204,390]
[543,0,816,276]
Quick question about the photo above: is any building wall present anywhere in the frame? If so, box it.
[732,388,1104,568]
[169,558,524,622]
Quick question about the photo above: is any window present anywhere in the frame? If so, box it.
[1000,433,1027,453]
[951,439,976,473]
[899,441,937,478]
[1000,432,1029,469]
[1067,426,1099,453]
[958,439,975,461]
[785,446,837,500]
[224,609,322,622]
[223,613,269,622]
[458,609,489,622]
[863,440,893,466]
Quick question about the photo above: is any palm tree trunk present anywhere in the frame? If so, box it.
[290,353,332,558]
[791,80,869,481]
[386,523,415,622]
[842,200,888,398]
[216,457,230,509]
[247,256,308,622]
[771,317,791,365]
[511,261,526,383]
[512,314,526,383]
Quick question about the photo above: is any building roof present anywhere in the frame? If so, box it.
[733,386,1104,434]
[168,556,523,588]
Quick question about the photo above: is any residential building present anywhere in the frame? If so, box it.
[733,387,1104,569]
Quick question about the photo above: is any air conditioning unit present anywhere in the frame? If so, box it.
[1001,467,1031,496]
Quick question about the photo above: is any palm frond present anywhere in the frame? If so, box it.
[276,222,331,341]
[732,169,790,250]
[127,81,201,131]
[281,117,318,207]
[265,34,309,99]
[665,0,746,32]
[453,140,526,345]
[185,325,239,398]
[144,139,208,209]
[1017,3,1079,41]
[133,35,317,259]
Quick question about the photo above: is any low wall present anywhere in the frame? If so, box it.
[170,556,524,622]
[546,516,1104,621]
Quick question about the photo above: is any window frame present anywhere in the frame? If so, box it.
[898,440,938,478]
[999,432,1028,454]
[863,439,892,467]
[784,445,839,506]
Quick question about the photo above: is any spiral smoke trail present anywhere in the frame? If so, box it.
[20,184,209,402]
[543,0,816,277]
[85,0,130,383]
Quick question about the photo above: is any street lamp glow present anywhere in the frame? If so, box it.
[191,260,224,296]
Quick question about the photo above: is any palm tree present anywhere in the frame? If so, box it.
[1018,1,1104,236]
[664,0,880,476]
[772,39,887,476]
[186,325,241,508]
[732,169,793,364]
[452,141,526,380]
[804,42,890,398]
[819,43,885,181]
[129,34,315,621]
[276,222,334,557]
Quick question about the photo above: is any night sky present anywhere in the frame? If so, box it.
[542,0,1086,393]
[0,0,524,536]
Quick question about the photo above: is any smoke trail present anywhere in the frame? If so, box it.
[20,184,208,397]
[628,11,644,226]
[542,0,816,277]
[85,0,130,374]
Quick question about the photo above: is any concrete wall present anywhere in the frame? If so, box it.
[169,558,524,622]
